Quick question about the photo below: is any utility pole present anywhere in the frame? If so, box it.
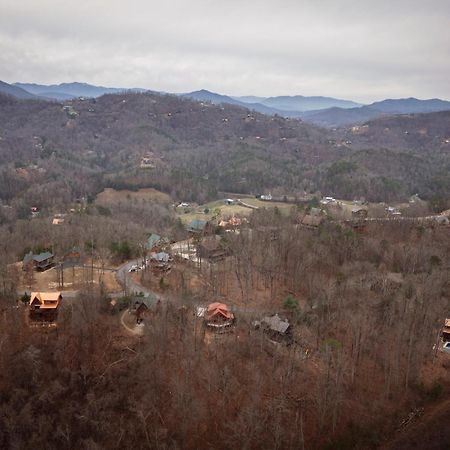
[91,235,94,286]
[56,262,64,289]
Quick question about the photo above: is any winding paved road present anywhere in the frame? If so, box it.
[18,259,160,302]
[115,259,160,300]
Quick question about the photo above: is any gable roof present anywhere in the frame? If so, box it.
[23,251,54,265]
[146,233,161,249]
[187,219,207,231]
[30,292,62,309]
[261,314,290,334]
[134,296,155,309]
[199,236,223,252]
[207,302,233,320]
[301,215,324,227]
[33,252,53,262]
[151,252,170,262]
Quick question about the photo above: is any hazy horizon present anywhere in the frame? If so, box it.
[1,0,449,103]
[8,81,450,104]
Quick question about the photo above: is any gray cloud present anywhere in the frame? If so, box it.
[0,0,449,102]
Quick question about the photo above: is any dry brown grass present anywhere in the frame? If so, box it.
[177,198,293,224]
[18,265,121,293]
[96,188,173,206]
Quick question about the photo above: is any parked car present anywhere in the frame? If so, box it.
[128,264,138,273]
[443,342,450,354]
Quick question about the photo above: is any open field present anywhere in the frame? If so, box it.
[176,198,295,223]
[18,264,121,293]
[326,198,429,220]
[96,187,173,206]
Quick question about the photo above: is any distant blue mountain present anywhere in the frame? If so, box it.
[38,91,78,101]
[368,98,450,114]
[300,97,450,127]
[181,89,243,106]
[232,95,267,104]
[15,82,148,100]
[185,90,362,113]
[180,90,450,127]
[0,80,39,100]
[6,81,450,127]
[180,89,291,116]
[261,95,361,111]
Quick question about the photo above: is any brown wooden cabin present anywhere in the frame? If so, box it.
[197,236,229,262]
[29,291,62,324]
[442,318,450,342]
[205,302,234,331]
[23,251,55,271]
[254,314,292,344]
[218,216,243,231]
[150,252,171,273]
[299,215,324,229]
[186,219,213,236]
[351,207,368,219]
[132,297,161,323]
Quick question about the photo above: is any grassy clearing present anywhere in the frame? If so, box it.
[18,264,121,293]
[176,198,294,223]
[242,198,294,210]
[96,188,172,206]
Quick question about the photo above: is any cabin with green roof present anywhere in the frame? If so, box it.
[186,219,209,234]
[22,251,55,271]
[146,233,161,250]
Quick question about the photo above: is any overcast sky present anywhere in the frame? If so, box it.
[0,0,449,103]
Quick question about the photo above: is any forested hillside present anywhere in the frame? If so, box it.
[0,91,449,217]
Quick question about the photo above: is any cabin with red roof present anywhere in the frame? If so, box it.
[205,302,234,330]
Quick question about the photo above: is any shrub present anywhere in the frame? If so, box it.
[283,295,298,311]
[20,293,31,304]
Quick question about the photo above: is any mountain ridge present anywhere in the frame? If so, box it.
[5,80,450,127]
[14,81,148,100]
[0,80,40,100]
[301,98,450,127]
[259,94,362,111]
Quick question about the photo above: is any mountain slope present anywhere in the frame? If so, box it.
[0,80,39,100]
[232,95,267,104]
[302,98,450,127]
[15,82,148,100]
[260,95,361,111]
[369,97,450,113]
[181,89,244,106]
[301,106,383,127]
[38,91,77,101]
[181,89,292,116]
[183,90,362,115]
[0,91,448,208]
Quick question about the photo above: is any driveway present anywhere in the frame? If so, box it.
[116,259,160,299]
[120,309,144,336]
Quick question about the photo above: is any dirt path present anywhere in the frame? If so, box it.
[120,310,144,336]
[115,260,163,336]
[237,199,259,209]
